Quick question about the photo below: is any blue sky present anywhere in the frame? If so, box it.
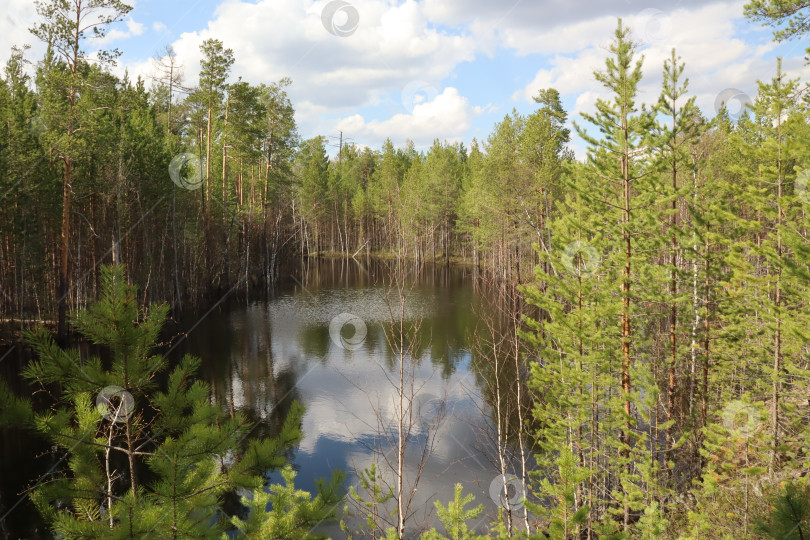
[3,0,809,158]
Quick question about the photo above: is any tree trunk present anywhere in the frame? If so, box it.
[221,96,230,287]
[621,109,632,529]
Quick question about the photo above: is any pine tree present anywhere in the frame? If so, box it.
[341,462,396,539]
[30,0,133,342]
[368,139,405,254]
[422,484,487,540]
[456,138,486,268]
[653,48,702,461]
[522,88,572,278]
[754,482,810,540]
[744,0,810,50]
[722,59,804,474]
[523,158,619,537]
[0,45,50,320]
[297,136,331,256]
[0,266,343,538]
[572,18,658,529]
[230,465,345,539]
[198,38,234,211]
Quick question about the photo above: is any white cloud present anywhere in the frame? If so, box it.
[336,87,477,148]
[513,1,810,132]
[422,0,727,36]
[141,0,477,140]
[0,0,43,65]
[93,17,145,46]
[514,4,748,100]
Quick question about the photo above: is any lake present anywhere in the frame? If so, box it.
[0,258,531,538]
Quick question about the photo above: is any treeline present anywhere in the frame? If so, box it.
[0,3,301,338]
[0,0,571,339]
[299,85,572,284]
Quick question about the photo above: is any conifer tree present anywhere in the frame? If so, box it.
[522,88,572,276]
[30,0,133,342]
[744,0,810,50]
[340,462,396,538]
[0,266,343,538]
[723,59,804,474]
[523,158,619,537]
[572,18,658,528]
[0,46,50,319]
[456,138,487,268]
[297,136,331,256]
[754,482,810,540]
[198,38,234,210]
[422,484,487,540]
[230,465,345,539]
[654,48,701,458]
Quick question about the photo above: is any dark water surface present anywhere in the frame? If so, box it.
[1,259,516,538]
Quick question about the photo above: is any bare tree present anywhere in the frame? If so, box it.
[150,44,191,130]
[341,261,447,539]
[468,279,535,536]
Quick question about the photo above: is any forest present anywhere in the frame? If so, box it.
[1,0,810,538]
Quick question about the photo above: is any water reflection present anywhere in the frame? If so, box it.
[174,259,520,535]
[0,259,537,538]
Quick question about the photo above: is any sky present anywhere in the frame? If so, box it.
[2,0,809,158]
